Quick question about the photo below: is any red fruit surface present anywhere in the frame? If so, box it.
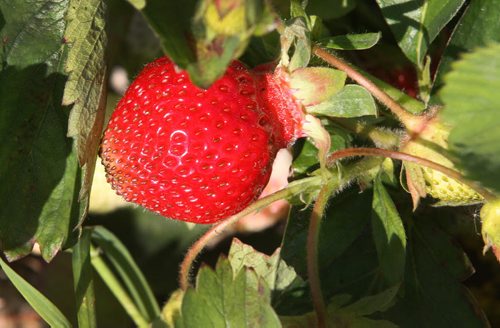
[254,66,306,146]
[101,57,303,223]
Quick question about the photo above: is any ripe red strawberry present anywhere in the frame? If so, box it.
[101,57,304,223]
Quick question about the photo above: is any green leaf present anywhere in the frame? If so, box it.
[0,1,82,260]
[440,43,500,193]
[434,0,500,95]
[127,0,146,10]
[63,0,107,205]
[290,67,346,106]
[306,0,357,20]
[280,286,399,327]
[72,229,97,328]
[292,121,352,176]
[307,84,377,118]
[90,244,149,327]
[0,0,68,67]
[375,0,466,65]
[372,177,406,285]
[281,312,397,328]
[282,16,312,71]
[181,258,281,327]
[0,256,72,328]
[228,238,298,292]
[320,32,382,50]
[139,0,197,69]
[161,289,184,327]
[91,226,160,322]
[140,0,277,87]
[339,285,399,316]
[369,72,425,114]
[380,216,487,326]
[281,189,373,287]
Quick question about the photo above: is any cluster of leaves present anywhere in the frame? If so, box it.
[1,0,500,327]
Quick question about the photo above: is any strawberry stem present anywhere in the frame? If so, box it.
[306,181,335,328]
[179,175,323,291]
[327,147,496,201]
[305,157,386,326]
[312,46,427,134]
[330,118,401,149]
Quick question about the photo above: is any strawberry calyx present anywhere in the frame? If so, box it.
[402,117,483,207]
[481,199,500,262]
[254,65,307,148]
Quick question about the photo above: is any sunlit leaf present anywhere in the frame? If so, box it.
[321,32,381,50]
[434,0,500,94]
[228,238,298,292]
[440,43,500,193]
[182,258,281,327]
[63,0,107,207]
[307,85,377,118]
[376,0,466,65]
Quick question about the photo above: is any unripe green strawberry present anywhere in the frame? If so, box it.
[403,119,483,206]
[100,57,304,224]
[481,199,500,261]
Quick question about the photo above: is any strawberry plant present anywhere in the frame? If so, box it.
[1,0,500,327]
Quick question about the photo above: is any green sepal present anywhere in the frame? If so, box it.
[289,67,346,106]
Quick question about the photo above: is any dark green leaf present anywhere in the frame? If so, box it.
[0,256,72,327]
[292,122,352,176]
[372,177,406,285]
[440,43,500,193]
[280,286,399,327]
[92,226,160,321]
[0,0,82,260]
[321,32,381,50]
[139,0,197,69]
[0,0,67,67]
[182,258,281,327]
[307,0,357,20]
[375,0,466,65]
[380,216,487,327]
[307,84,377,118]
[281,189,373,289]
[434,0,500,94]
[72,229,97,328]
[340,285,399,316]
[63,0,107,206]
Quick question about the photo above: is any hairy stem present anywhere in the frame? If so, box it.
[313,46,426,133]
[330,118,401,149]
[327,147,496,201]
[306,181,337,328]
[179,176,323,291]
